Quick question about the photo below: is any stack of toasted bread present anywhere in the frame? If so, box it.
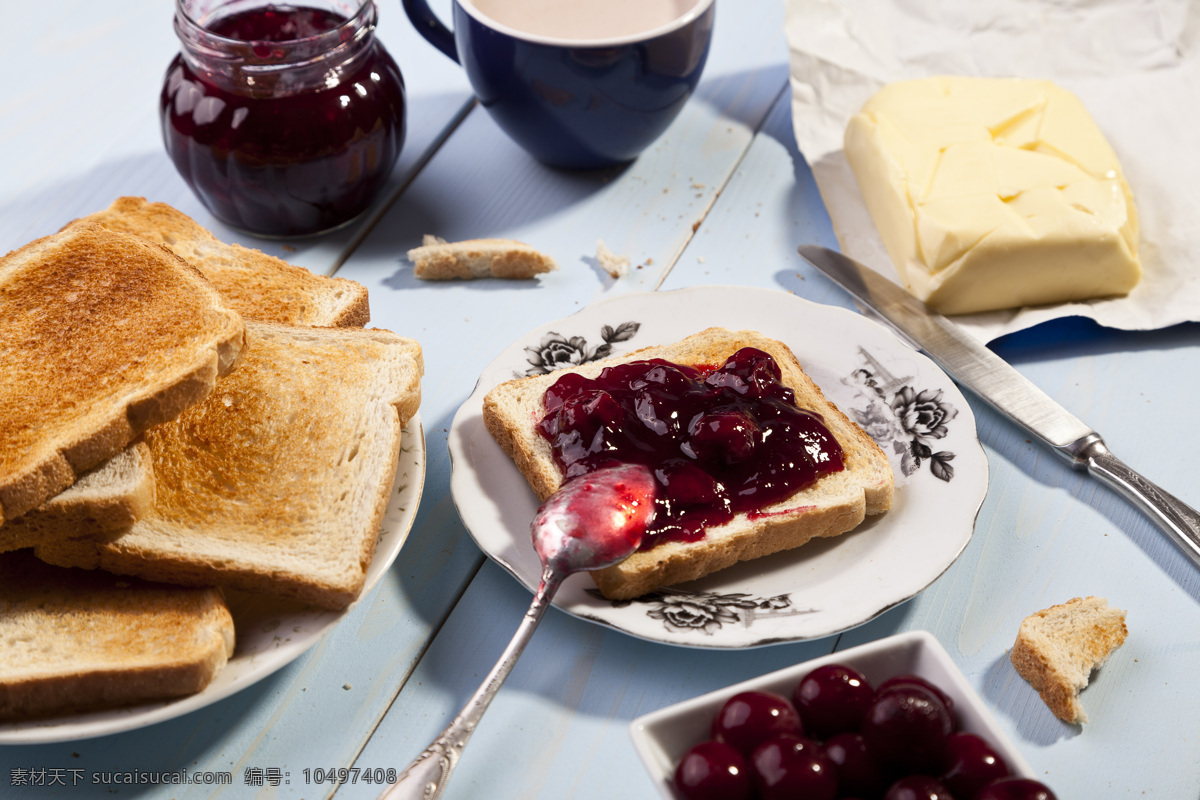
[0,198,423,721]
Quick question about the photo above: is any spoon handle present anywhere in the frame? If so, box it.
[377,568,562,800]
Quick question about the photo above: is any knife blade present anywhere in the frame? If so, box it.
[799,244,1200,568]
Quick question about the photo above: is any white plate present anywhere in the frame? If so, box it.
[629,630,1036,799]
[0,418,426,745]
[449,286,988,648]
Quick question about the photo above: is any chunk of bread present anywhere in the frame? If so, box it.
[1010,596,1128,724]
[408,236,557,280]
[0,550,234,721]
[482,327,894,599]
[36,321,424,610]
[0,442,154,553]
[66,196,370,326]
[0,223,246,527]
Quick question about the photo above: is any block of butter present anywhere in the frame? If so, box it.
[844,76,1141,315]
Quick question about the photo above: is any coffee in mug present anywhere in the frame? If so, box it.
[403,0,715,169]
[470,0,700,40]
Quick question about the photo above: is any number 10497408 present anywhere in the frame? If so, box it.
[303,767,399,785]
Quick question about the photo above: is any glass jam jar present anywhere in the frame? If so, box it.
[161,0,406,237]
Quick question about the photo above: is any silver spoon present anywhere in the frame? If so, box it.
[377,463,657,800]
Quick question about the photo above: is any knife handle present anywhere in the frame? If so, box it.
[1073,436,1200,567]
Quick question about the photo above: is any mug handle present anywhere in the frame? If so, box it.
[402,0,460,63]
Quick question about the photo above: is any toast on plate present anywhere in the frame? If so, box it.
[0,223,245,528]
[0,442,154,553]
[482,327,894,599]
[66,196,370,327]
[36,321,424,610]
[0,550,234,721]
[1010,596,1128,724]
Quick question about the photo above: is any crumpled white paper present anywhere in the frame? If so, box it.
[785,0,1200,342]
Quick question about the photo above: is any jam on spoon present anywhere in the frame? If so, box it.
[378,463,656,800]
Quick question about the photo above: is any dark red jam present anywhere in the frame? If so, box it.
[536,348,846,552]
[209,5,341,40]
[161,4,406,237]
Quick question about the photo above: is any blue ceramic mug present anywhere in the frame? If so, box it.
[401,0,715,169]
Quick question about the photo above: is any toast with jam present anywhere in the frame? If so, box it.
[482,328,894,600]
[36,320,423,610]
[0,550,234,721]
[65,196,370,327]
[0,223,245,529]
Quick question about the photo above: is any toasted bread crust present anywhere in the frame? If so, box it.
[0,442,155,553]
[0,224,245,526]
[1010,596,1127,724]
[482,328,894,599]
[408,237,557,280]
[0,551,234,721]
[36,322,424,610]
[67,197,371,327]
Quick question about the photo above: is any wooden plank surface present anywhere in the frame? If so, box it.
[2,0,1199,797]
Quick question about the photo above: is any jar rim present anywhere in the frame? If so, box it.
[174,0,377,79]
[175,0,374,45]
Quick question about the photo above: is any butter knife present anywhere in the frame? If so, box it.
[798,244,1200,568]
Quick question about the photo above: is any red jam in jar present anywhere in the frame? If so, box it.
[161,0,406,237]
[536,348,846,551]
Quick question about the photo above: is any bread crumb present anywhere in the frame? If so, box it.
[408,236,556,280]
[595,240,630,278]
[1010,596,1127,724]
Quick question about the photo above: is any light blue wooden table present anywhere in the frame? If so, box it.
[2,1,1198,797]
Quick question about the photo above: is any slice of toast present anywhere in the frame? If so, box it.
[0,550,234,721]
[408,236,557,280]
[66,197,370,327]
[36,321,424,610]
[482,328,894,599]
[0,223,246,527]
[0,442,154,553]
[1010,596,1128,724]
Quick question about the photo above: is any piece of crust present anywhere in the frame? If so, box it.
[0,442,154,553]
[0,550,234,721]
[481,327,894,600]
[35,321,424,610]
[595,240,630,278]
[408,236,557,280]
[0,223,246,527]
[65,196,370,327]
[1010,596,1128,724]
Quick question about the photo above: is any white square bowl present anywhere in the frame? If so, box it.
[629,630,1034,799]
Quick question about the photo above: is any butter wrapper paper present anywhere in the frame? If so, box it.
[786,0,1200,342]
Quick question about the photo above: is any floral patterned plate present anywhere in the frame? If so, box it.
[448,286,988,648]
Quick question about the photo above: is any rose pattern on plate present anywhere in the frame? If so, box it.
[587,588,811,634]
[520,322,640,376]
[842,347,958,481]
